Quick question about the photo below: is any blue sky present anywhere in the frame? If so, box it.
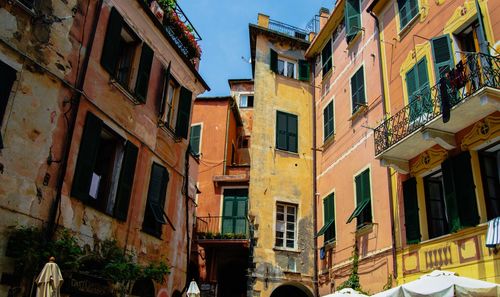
[177,0,333,96]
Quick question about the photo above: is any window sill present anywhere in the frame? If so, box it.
[324,239,336,250]
[158,121,182,142]
[322,134,335,151]
[110,79,144,105]
[322,67,333,81]
[349,105,368,122]
[141,228,163,240]
[346,30,363,50]
[273,247,301,254]
[398,13,420,41]
[355,223,374,236]
[275,148,299,156]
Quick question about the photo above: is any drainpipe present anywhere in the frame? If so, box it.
[222,99,232,175]
[311,60,319,297]
[181,145,192,295]
[46,0,103,239]
[367,10,398,280]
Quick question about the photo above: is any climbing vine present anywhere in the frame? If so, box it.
[336,242,368,294]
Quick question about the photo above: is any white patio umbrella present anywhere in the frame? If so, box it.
[186,279,200,297]
[371,270,499,297]
[35,257,63,297]
[323,288,369,297]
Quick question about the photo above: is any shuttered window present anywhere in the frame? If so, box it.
[345,0,361,42]
[403,177,421,244]
[317,193,335,243]
[0,60,17,149]
[347,169,372,227]
[298,60,310,81]
[158,62,171,118]
[189,124,201,156]
[275,203,297,249]
[221,189,248,235]
[351,66,366,113]
[175,87,193,139]
[270,49,278,73]
[431,35,454,80]
[321,39,333,76]
[397,0,419,29]
[101,7,123,75]
[134,43,154,102]
[323,101,334,141]
[276,111,298,153]
[113,142,138,221]
[406,58,432,122]
[143,162,173,237]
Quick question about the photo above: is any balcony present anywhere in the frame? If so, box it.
[195,216,252,246]
[374,53,500,167]
[268,19,312,41]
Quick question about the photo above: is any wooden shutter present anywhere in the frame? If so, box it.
[101,7,123,74]
[276,111,288,150]
[324,194,335,241]
[143,163,169,236]
[442,157,461,232]
[397,0,408,28]
[222,196,235,234]
[345,0,361,41]
[270,49,278,73]
[321,40,332,76]
[451,152,479,227]
[159,62,171,118]
[234,196,248,234]
[287,114,298,153]
[71,113,103,201]
[298,60,310,81]
[323,102,334,140]
[175,87,193,139]
[248,95,254,107]
[402,177,421,244]
[189,125,201,155]
[431,35,454,80]
[135,43,154,103]
[113,141,138,221]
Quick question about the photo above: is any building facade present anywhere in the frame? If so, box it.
[368,0,499,285]
[0,0,208,296]
[306,1,394,294]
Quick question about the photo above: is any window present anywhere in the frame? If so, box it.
[101,8,154,103]
[270,49,309,81]
[189,124,201,156]
[0,60,17,149]
[317,193,335,243]
[276,111,298,153]
[406,58,431,123]
[278,58,296,78]
[402,177,421,244]
[239,136,250,148]
[423,171,449,238]
[345,0,361,42]
[351,66,366,113]
[71,112,138,221]
[323,101,334,141]
[397,0,419,29]
[222,189,248,235]
[143,162,173,237]
[321,39,333,76]
[431,35,454,81]
[347,169,372,228]
[275,203,297,249]
[240,94,254,108]
[479,143,500,221]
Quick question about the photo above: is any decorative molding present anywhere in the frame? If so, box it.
[422,129,456,150]
[457,235,481,264]
[424,245,453,269]
[410,147,448,175]
[460,115,500,150]
[380,157,410,174]
[403,251,420,275]
[435,0,445,5]
[400,42,431,77]
[443,0,478,35]
[419,0,430,21]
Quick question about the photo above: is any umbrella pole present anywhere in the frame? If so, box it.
[29,275,36,297]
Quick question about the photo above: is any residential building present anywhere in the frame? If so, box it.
[306,2,394,294]
[368,0,499,284]
[0,0,208,296]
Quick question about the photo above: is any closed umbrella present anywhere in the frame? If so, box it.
[35,257,63,297]
[323,288,369,297]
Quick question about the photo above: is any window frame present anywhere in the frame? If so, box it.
[321,38,333,77]
[275,202,298,250]
[275,110,298,153]
[323,192,336,244]
[350,64,366,114]
[277,57,297,79]
[189,123,202,157]
[239,93,254,108]
[397,0,420,31]
[159,74,181,131]
[142,162,172,238]
[0,60,18,149]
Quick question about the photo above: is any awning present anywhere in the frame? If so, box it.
[346,199,370,224]
[486,216,500,248]
[316,219,334,237]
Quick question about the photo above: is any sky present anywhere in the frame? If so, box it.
[177,0,333,96]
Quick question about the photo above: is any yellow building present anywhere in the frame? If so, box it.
[248,14,316,297]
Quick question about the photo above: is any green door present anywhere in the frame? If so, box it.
[222,189,248,236]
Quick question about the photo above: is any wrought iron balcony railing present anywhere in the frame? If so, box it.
[268,19,311,41]
[374,52,500,156]
[195,215,250,240]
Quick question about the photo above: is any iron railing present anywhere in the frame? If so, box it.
[268,19,311,41]
[374,52,500,156]
[195,215,251,240]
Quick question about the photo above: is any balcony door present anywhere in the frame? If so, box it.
[222,189,248,235]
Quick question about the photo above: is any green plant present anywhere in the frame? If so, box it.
[337,242,368,294]
[143,260,170,284]
[383,274,393,291]
[205,232,214,239]
[222,233,235,239]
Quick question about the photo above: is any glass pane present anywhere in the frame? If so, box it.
[276,231,284,238]
[287,206,295,215]
[287,214,295,222]
[276,238,283,247]
[276,221,285,232]
[277,213,284,220]
[286,231,294,239]
[287,62,295,78]
[277,204,284,213]
[278,60,285,75]
[286,240,294,248]
[286,223,294,231]
[240,95,248,107]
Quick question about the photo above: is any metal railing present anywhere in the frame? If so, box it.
[268,19,311,41]
[374,52,500,156]
[195,215,251,240]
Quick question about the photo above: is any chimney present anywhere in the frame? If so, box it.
[319,7,330,30]
[257,13,270,28]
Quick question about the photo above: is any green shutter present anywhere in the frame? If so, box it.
[324,194,335,241]
[431,35,454,80]
[71,113,103,201]
[442,157,461,232]
[402,177,421,244]
[398,0,419,28]
[270,49,278,72]
[276,111,288,150]
[159,62,171,118]
[189,125,201,155]
[143,163,169,236]
[222,196,235,234]
[234,197,248,234]
[113,141,138,221]
[287,114,298,153]
[175,87,193,139]
[321,40,332,76]
[362,169,371,202]
[298,60,310,81]
[101,7,123,74]
[323,102,334,140]
[135,43,154,103]
[345,0,361,42]
[451,152,479,227]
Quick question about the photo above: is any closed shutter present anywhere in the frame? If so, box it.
[113,141,138,221]
[270,49,278,73]
[403,177,421,244]
[287,114,298,153]
[159,62,171,118]
[431,35,454,80]
[324,194,335,242]
[276,111,288,150]
[351,67,365,109]
[234,197,248,234]
[442,157,461,232]
[323,102,334,140]
[135,43,154,103]
[101,7,123,75]
[321,40,332,76]
[398,0,419,28]
[71,113,103,201]
[189,125,201,155]
[222,196,235,234]
[298,60,310,81]
[143,163,169,236]
[175,87,193,139]
[451,152,479,227]
[345,0,361,42]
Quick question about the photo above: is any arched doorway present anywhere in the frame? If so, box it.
[270,283,314,297]
[131,278,155,297]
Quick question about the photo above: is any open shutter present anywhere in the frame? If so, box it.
[276,111,288,150]
[298,60,310,81]
[397,0,408,28]
[452,151,479,227]
[101,7,123,75]
[431,35,454,80]
[71,113,103,201]
[135,43,154,103]
[248,95,254,107]
[159,63,171,118]
[345,0,361,42]
[175,87,193,139]
[270,49,278,73]
[287,114,298,153]
[321,40,332,76]
[403,177,421,244]
[442,157,461,232]
[222,196,235,234]
[143,163,169,236]
[113,141,138,221]
[189,125,201,155]
[360,170,372,224]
